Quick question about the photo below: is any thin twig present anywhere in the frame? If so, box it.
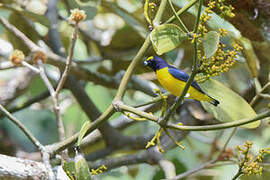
[167,0,189,33]
[21,61,40,73]
[259,93,270,100]
[220,127,237,153]
[54,23,79,97]
[250,82,270,106]
[165,0,198,24]
[0,17,40,51]
[51,22,79,143]
[0,104,43,150]
[37,60,65,142]
[0,90,51,118]
[38,60,56,97]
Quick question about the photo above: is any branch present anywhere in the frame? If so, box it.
[167,110,270,131]
[170,159,217,180]
[0,17,39,51]
[171,126,238,179]
[0,154,48,179]
[45,105,115,155]
[159,0,203,125]
[54,23,78,97]
[165,0,198,23]
[0,103,43,150]
[114,0,167,101]
[0,90,51,119]
[250,82,270,106]
[0,17,156,97]
[167,0,189,33]
[113,101,270,131]
[159,158,176,178]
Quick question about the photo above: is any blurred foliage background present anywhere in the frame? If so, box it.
[0,0,269,179]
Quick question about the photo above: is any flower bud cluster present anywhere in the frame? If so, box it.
[196,39,242,82]
[237,141,269,176]
[90,165,107,175]
[9,50,25,66]
[69,9,86,24]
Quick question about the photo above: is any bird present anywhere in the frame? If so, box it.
[144,56,219,106]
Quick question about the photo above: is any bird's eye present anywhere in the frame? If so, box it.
[143,60,148,66]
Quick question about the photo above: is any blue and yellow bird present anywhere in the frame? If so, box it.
[144,56,219,106]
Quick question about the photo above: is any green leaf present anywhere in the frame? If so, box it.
[75,0,99,20]
[63,160,76,180]
[199,79,260,129]
[29,77,47,96]
[202,31,219,58]
[0,5,50,27]
[77,121,90,146]
[21,11,50,27]
[150,24,187,55]
[75,150,92,180]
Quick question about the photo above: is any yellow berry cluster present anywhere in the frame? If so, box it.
[216,0,235,18]
[196,40,242,82]
[192,0,236,43]
[90,165,107,175]
[237,141,270,176]
[196,0,216,40]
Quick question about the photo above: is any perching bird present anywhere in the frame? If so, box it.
[144,56,219,106]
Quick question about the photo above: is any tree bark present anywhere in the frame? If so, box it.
[0,154,47,180]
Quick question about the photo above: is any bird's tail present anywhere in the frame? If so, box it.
[208,96,219,106]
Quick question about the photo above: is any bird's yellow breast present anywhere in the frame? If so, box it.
[156,67,186,96]
[156,67,210,101]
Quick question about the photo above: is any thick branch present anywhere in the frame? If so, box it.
[0,154,48,180]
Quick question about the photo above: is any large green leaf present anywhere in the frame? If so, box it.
[75,150,92,180]
[150,24,187,55]
[199,79,260,128]
[202,31,219,58]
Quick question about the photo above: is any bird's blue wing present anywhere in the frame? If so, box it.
[168,65,204,93]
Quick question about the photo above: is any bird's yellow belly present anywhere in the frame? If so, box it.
[156,67,209,101]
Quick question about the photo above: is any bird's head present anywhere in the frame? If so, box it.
[143,56,168,71]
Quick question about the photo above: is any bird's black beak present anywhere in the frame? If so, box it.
[143,60,148,66]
